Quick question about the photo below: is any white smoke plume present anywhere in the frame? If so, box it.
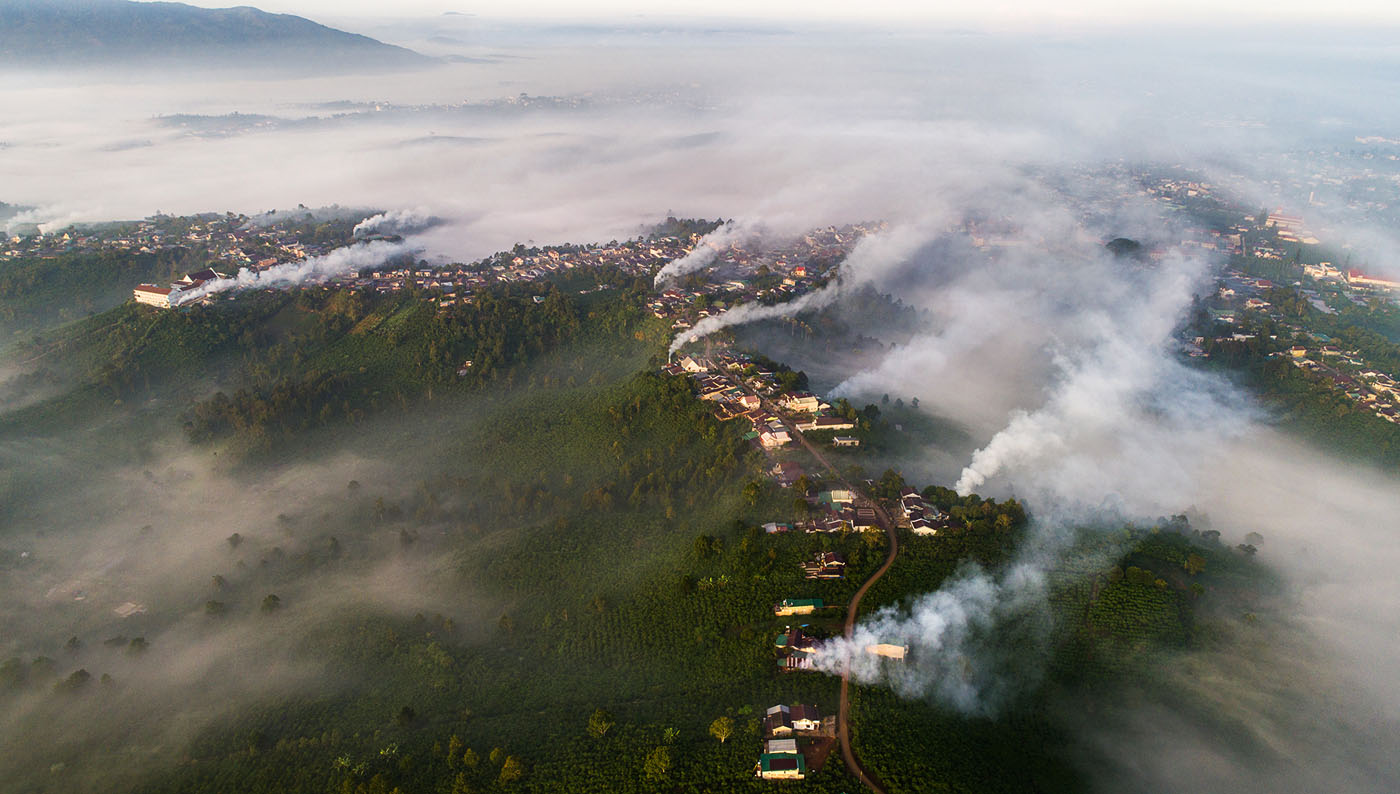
[177,239,409,302]
[812,233,1254,715]
[953,249,1220,501]
[814,560,1048,715]
[668,282,841,356]
[666,223,932,355]
[352,207,440,238]
[653,220,747,286]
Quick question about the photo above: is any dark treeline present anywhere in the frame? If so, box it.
[13,271,655,452]
[0,247,201,334]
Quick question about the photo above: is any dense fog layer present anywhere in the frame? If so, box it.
[3,12,1400,793]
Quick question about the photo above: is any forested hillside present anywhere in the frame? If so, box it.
[0,249,1271,794]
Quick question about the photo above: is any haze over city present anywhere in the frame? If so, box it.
[1,2,1399,793]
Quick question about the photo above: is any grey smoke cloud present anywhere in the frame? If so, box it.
[352,206,440,237]
[653,220,744,285]
[669,279,841,355]
[815,559,1049,715]
[178,238,410,301]
[952,247,1233,504]
[808,220,1257,716]
[667,222,936,354]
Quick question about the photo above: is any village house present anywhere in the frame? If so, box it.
[826,489,855,505]
[779,393,825,413]
[678,354,708,373]
[832,436,860,447]
[133,268,230,309]
[795,415,857,432]
[853,507,878,531]
[802,551,846,579]
[766,738,799,755]
[759,427,793,449]
[755,753,806,780]
[775,627,823,656]
[770,461,805,487]
[763,704,822,736]
[132,284,178,308]
[790,704,824,732]
[774,598,823,617]
[1347,269,1400,291]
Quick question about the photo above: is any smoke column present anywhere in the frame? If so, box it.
[810,239,1250,715]
[653,222,746,286]
[177,239,409,302]
[353,207,440,238]
[813,560,1048,715]
[666,224,928,355]
[667,282,843,356]
[954,250,1212,497]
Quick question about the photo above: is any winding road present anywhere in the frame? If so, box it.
[833,490,898,794]
[714,353,899,793]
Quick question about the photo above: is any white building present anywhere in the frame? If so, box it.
[779,393,825,413]
[678,355,708,373]
[1348,269,1400,291]
[133,284,177,308]
[759,428,793,448]
[133,269,227,309]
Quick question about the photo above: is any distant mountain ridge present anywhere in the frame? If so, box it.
[0,0,430,70]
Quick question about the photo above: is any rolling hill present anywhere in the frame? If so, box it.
[0,0,430,70]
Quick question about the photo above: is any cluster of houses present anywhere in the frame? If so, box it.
[1302,262,1400,293]
[1195,260,1400,425]
[120,217,717,312]
[763,487,878,535]
[1131,174,1247,258]
[1282,343,1400,423]
[1199,201,1400,428]
[898,487,952,536]
[648,224,879,330]
[663,352,861,466]
[664,353,803,449]
[673,351,864,455]
[330,234,701,306]
[801,551,846,580]
[753,704,832,781]
[774,619,910,673]
[10,213,343,270]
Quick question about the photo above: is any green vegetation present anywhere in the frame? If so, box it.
[850,686,1078,794]
[0,281,870,792]
[843,503,1268,793]
[0,231,1281,794]
[1048,522,1268,680]
[0,247,200,336]
[1188,283,1400,469]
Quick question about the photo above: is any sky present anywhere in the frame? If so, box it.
[174,0,1400,28]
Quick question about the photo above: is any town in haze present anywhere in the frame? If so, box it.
[2,2,1400,794]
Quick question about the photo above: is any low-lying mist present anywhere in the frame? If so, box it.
[4,12,1400,794]
[719,201,1400,791]
[0,397,500,787]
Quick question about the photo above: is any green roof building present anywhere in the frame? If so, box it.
[774,598,824,616]
[757,752,807,779]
